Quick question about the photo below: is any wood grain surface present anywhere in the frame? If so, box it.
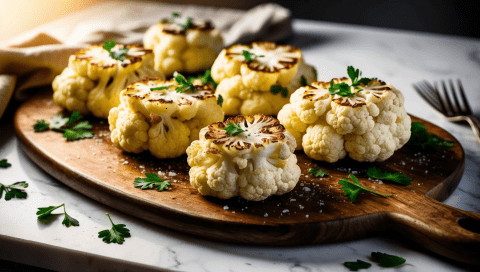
[14,89,480,264]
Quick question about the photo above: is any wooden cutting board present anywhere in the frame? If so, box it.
[14,89,480,264]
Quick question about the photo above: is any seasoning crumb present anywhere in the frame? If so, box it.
[224,205,229,210]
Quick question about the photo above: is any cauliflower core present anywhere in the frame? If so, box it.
[211,42,317,116]
[187,114,301,201]
[278,78,411,162]
[109,78,224,158]
[143,19,224,77]
[52,44,164,119]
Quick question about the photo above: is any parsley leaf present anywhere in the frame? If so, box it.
[314,69,318,80]
[103,40,129,61]
[33,120,50,132]
[366,167,411,185]
[338,174,392,203]
[301,75,308,87]
[407,122,454,152]
[134,173,171,192]
[188,69,218,89]
[242,50,264,61]
[344,260,372,271]
[36,203,79,227]
[173,72,196,93]
[150,86,171,91]
[329,66,372,97]
[347,66,372,90]
[371,252,406,268]
[169,12,192,30]
[35,111,93,141]
[308,167,329,177]
[98,213,131,244]
[224,122,247,136]
[0,159,11,168]
[329,80,354,97]
[0,181,28,200]
[217,94,223,107]
[271,85,288,97]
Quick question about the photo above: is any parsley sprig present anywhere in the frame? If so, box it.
[339,174,392,203]
[407,122,454,152]
[0,181,28,201]
[242,50,264,61]
[308,167,329,177]
[188,69,218,89]
[300,75,308,87]
[174,72,196,93]
[103,40,129,61]
[34,111,93,141]
[366,167,411,185]
[344,260,372,271]
[329,66,372,97]
[0,159,11,168]
[271,85,288,97]
[134,173,171,192]
[224,122,247,136]
[371,252,406,268]
[170,12,192,30]
[36,203,79,227]
[217,94,223,107]
[98,213,131,244]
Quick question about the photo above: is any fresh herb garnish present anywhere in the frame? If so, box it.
[33,120,50,132]
[344,260,372,271]
[34,111,93,141]
[36,203,79,227]
[371,252,406,268]
[188,69,218,89]
[329,66,372,97]
[407,122,454,152]
[0,181,28,201]
[103,40,129,61]
[301,75,308,87]
[271,85,288,97]
[0,159,11,168]
[314,69,318,80]
[308,167,329,177]
[242,50,264,62]
[366,167,411,185]
[150,86,171,91]
[224,122,247,136]
[134,173,171,192]
[217,94,223,107]
[173,72,196,93]
[170,12,192,30]
[338,174,392,203]
[98,213,131,244]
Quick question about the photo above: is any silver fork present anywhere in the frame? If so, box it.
[412,79,480,144]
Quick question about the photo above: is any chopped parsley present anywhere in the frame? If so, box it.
[98,213,131,244]
[242,50,264,61]
[308,167,329,177]
[371,252,406,268]
[270,85,288,97]
[217,94,224,107]
[170,12,192,30]
[366,167,411,185]
[36,203,79,227]
[0,159,11,168]
[224,122,247,136]
[173,72,196,93]
[329,66,372,97]
[188,69,218,89]
[134,173,171,192]
[344,260,372,271]
[150,86,171,91]
[0,181,28,201]
[407,122,454,152]
[301,75,308,86]
[103,40,129,61]
[33,120,50,132]
[339,174,392,203]
[34,111,93,141]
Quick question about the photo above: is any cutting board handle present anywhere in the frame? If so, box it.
[389,194,480,264]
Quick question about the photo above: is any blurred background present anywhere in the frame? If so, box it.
[0,0,479,43]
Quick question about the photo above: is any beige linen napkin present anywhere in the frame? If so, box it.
[0,1,292,120]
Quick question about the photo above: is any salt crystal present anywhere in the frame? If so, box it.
[123,161,129,164]
[305,215,309,218]
[223,206,229,210]
[264,213,268,217]
[282,209,289,213]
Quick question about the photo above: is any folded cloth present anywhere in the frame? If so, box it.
[0,1,292,120]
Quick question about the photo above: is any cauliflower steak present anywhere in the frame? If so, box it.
[211,42,317,116]
[109,78,224,158]
[53,44,164,119]
[186,114,301,201]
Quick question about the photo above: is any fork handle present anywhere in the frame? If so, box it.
[465,115,480,144]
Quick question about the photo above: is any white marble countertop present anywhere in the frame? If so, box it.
[2,17,480,272]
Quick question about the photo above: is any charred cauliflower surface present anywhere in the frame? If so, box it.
[211,42,317,116]
[109,78,224,158]
[186,114,301,201]
[53,44,164,119]
[278,78,411,162]
[143,19,224,77]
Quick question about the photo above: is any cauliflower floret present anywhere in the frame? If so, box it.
[109,77,224,158]
[144,19,224,77]
[186,114,301,201]
[278,70,411,163]
[53,44,164,118]
[212,42,317,116]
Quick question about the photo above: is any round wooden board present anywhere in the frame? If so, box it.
[14,89,480,264]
